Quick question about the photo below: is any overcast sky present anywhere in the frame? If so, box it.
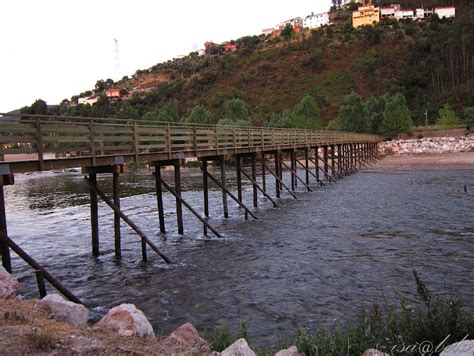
[0,0,331,113]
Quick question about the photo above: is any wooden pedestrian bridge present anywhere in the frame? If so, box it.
[0,113,382,303]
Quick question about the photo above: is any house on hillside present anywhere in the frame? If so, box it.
[435,6,455,18]
[395,9,415,20]
[262,28,274,36]
[304,12,330,29]
[78,96,99,105]
[278,17,303,30]
[105,88,121,98]
[352,5,380,28]
[223,42,237,52]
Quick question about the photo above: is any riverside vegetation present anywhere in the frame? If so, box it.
[22,1,474,139]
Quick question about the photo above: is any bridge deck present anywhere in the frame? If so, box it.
[0,114,381,173]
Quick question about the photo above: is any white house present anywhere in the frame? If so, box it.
[278,17,303,30]
[380,7,396,18]
[435,6,455,18]
[395,9,415,19]
[304,12,330,29]
[78,96,99,105]
[415,8,425,19]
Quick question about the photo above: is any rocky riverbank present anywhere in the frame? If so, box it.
[379,134,474,155]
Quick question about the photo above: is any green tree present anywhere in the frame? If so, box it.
[366,94,389,135]
[338,91,369,133]
[268,110,295,128]
[116,107,139,122]
[185,105,215,125]
[381,93,413,138]
[219,99,250,126]
[436,104,460,128]
[23,99,48,115]
[462,107,474,129]
[293,95,321,129]
[281,24,293,40]
[142,105,175,122]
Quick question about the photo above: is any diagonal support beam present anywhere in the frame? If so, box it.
[280,160,312,192]
[295,159,325,186]
[200,167,258,220]
[240,169,278,208]
[0,231,82,304]
[158,177,222,238]
[84,177,172,264]
[264,164,297,199]
[310,157,337,183]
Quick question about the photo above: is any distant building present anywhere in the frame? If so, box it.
[395,9,415,20]
[262,28,274,36]
[78,96,99,105]
[278,17,303,30]
[352,5,380,28]
[105,88,121,98]
[435,6,455,18]
[223,43,237,52]
[204,42,218,50]
[304,12,330,29]
[415,8,425,19]
[271,29,282,38]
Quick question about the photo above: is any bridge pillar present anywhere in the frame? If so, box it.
[202,160,209,218]
[323,146,329,180]
[274,151,280,198]
[304,148,310,186]
[330,145,336,179]
[290,150,296,191]
[83,160,125,258]
[314,146,320,183]
[261,153,266,193]
[251,154,257,208]
[0,164,14,272]
[220,157,229,219]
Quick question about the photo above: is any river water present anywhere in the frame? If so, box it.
[3,162,474,344]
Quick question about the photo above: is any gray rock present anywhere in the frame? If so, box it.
[362,349,389,356]
[165,322,207,347]
[95,303,154,337]
[39,293,89,327]
[275,345,299,356]
[220,338,256,356]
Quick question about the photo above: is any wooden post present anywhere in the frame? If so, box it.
[236,156,243,204]
[154,165,166,234]
[0,185,11,272]
[113,172,121,258]
[251,154,257,208]
[174,162,184,234]
[315,146,320,184]
[220,157,229,219]
[331,145,336,179]
[89,173,99,257]
[323,146,329,180]
[261,153,266,193]
[89,121,96,167]
[84,177,171,264]
[35,118,45,171]
[274,151,280,198]
[35,269,47,299]
[304,148,309,186]
[202,160,209,218]
[290,150,295,191]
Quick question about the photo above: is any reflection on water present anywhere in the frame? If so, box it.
[3,164,474,344]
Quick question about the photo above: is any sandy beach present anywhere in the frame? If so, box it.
[372,152,474,171]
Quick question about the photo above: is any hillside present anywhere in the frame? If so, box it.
[25,1,474,130]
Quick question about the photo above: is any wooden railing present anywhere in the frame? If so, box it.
[0,113,381,169]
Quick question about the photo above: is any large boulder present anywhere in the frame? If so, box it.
[0,266,19,299]
[165,322,207,347]
[220,338,256,356]
[275,345,299,356]
[95,304,154,337]
[39,293,89,327]
[440,340,474,356]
